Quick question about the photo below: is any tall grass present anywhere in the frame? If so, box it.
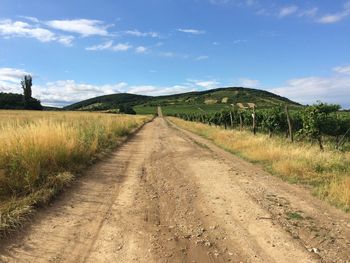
[0,111,151,233]
[169,117,350,211]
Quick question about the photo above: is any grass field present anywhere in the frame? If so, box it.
[0,111,151,234]
[169,117,350,212]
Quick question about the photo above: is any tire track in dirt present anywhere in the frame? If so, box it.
[168,118,350,263]
[1,117,348,262]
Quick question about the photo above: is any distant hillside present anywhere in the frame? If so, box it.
[65,93,150,111]
[0,92,43,110]
[65,87,301,115]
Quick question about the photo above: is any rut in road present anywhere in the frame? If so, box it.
[1,117,348,262]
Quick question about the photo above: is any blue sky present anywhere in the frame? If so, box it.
[0,0,350,108]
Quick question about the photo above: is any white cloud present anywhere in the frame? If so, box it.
[158,51,190,59]
[279,6,298,17]
[0,19,74,46]
[124,30,159,38]
[177,28,206,35]
[195,55,209,61]
[159,51,175,58]
[0,67,31,94]
[46,19,110,36]
[194,80,220,89]
[0,67,30,83]
[19,16,40,23]
[0,19,55,42]
[127,85,194,96]
[238,78,260,87]
[135,46,148,54]
[86,41,112,51]
[57,35,74,46]
[318,13,347,24]
[299,7,318,18]
[112,43,132,52]
[34,81,197,106]
[32,80,128,107]
[270,75,350,108]
[333,66,350,75]
[209,0,230,4]
[245,0,257,7]
[86,41,132,52]
[317,2,350,24]
[233,39,248,44]
[0,68,222,107]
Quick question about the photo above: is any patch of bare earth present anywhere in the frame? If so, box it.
[0,117,349,262]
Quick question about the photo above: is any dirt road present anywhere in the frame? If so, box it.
[1,117,350,262]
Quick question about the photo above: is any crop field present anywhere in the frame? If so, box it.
[0,111,151,233]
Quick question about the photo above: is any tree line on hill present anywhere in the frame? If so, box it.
[0,75,42,110]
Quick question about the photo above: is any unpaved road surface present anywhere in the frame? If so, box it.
[1,117,350,262]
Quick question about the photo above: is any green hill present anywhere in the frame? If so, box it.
[65,93,149,112]
[64,87,301,115]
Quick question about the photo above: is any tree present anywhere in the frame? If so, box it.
[21,75,32,109]
[119,104,136,115]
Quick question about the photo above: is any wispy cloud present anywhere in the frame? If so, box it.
[298,7,318,18]
[209,0,256,6]
[209,0,230,5]
[135,46,149,54]
[86,41,132,52]
[177,28,206,35]
[317,2,350,24]
[124,30,160,38]
[57,35,74,46]
[0,19,73,45]
[238,78,260,87]
[195,55,209,61]
[209,1,349,24]
[18,16,40,23]
[46,19,110,36]
[233,39,248,44]
[193,80,220,89]
[158,51,175,58]
[278,5,298,18]
[127,85,194,96]
[333,65,350,75]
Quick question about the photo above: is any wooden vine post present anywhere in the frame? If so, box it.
[237,103,246,132]
[247,103,257,135]
[285,105,293,142]
[229,104,234,129]
[229,111,233,128]
[252,105,256,135]
[239,112,243,131]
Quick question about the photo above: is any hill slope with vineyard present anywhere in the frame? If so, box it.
[65,87,301,115]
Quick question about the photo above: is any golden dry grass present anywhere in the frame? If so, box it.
[0,110,151,233]
[169,117,350,211]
